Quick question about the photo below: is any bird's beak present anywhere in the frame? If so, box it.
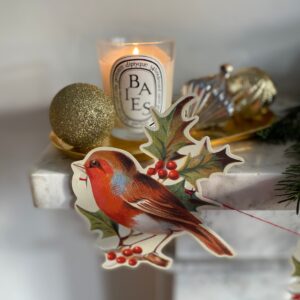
[72,164,86,176]
[72,163,88,186]
[73,163,86,171]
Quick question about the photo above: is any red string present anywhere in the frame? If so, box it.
[221,202,300,238]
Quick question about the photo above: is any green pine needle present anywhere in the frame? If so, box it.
[276,142,300,214]
[257,105,300,214]
[257,106,300,143]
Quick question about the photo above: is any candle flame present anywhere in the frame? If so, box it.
[133,47,139,55]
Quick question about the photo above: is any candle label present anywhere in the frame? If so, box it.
[111,55,166,130]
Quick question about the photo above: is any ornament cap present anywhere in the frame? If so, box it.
[220,64,234,77]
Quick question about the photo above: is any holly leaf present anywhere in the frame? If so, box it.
[166,180,215,212]
[76,205,119,239]
[179,139,241,187]
[142,96,196,161]
[292,256,300,277]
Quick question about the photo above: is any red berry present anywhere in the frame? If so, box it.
[128,258,137,266]
[132,246,143,254]
[155,160,164,170]
[106,251,116,260]
[166,161,177,170]
[122,248,133,257]
[116,256,126,264]
[168,170,179,180]
[185,188,195,196]
[158,168,168,179]
[147,167,156,176]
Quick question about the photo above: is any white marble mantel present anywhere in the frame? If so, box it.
[30,140,296,211]
[29,139,300,300]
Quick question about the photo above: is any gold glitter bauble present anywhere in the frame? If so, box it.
[49,83,115,151]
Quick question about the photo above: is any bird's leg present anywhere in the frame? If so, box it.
[121,234,157,247]
[118,229,134,246]
[121,229,134,239]
[153,231,173,253]
[130,232,144,238]
[119,230,145,246]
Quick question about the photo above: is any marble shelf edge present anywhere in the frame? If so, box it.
[30,140,297,211]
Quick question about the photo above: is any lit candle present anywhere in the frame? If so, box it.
[98,39,175,141]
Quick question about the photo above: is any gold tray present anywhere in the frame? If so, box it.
[50,111,276,161]
[191,110,276,146]
[50,132,149,161]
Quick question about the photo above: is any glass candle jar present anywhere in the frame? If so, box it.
[98,38,175,141]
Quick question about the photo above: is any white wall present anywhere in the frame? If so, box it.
[1,0,300,113]
[0,1,300,300]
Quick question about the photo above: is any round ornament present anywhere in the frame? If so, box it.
[49,83,115,151]
[182,64,277,128]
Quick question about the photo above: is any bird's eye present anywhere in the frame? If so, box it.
[90,160,100,168]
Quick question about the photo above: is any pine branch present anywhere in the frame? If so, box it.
[285,143,300,157]
[256,106,300,143]
[256,105,300,214]
[275,142,300,213]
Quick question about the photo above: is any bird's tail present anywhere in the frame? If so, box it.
[186,224,234,257]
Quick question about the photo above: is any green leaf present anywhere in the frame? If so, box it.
[179,139,241,187]
[292,256,300,277]
[166,180,215,212]
[76,205,119,239]
[142,96,196,161]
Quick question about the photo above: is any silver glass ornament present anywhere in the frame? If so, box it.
[182,64,234,129]
[182,64,277,129]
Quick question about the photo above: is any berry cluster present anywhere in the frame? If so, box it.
[147,160,179,180]
[106,246,143,266]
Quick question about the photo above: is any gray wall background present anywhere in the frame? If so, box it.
[0,0,300,299]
